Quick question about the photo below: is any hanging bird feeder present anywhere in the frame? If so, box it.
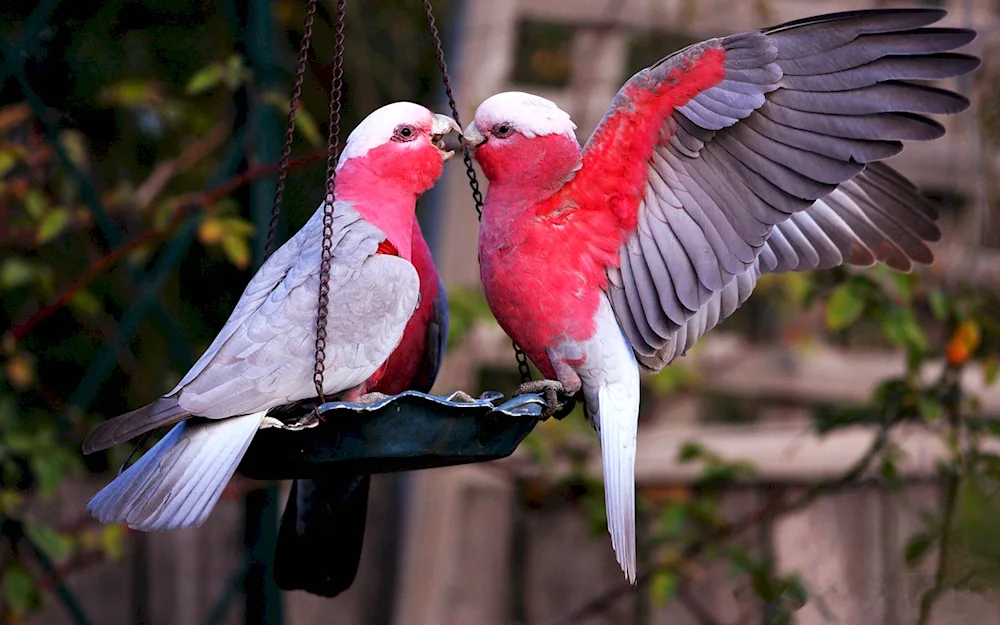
[239,391,573,479]
[223,0,575,598]
[236,0,572,480]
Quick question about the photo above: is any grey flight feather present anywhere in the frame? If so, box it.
[424,275,450,390]
[584,9,978,369]
[87,412,266,531]
[627,163,943,371]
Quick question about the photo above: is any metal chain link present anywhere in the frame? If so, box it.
[265,0,319,258]
[313,0,347,401]
[421,0,532,385]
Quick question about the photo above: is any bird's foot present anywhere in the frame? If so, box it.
[514,379,571,419]
[260,413,320,431]
[447,390,479,403]
[354,392,391,406]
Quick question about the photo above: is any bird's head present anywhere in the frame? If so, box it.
[338,102,461,197]
[463,92,581,191]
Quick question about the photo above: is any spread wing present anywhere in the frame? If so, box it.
[581,8,977,369]
[634,161,938,370]
[83,202,419,451]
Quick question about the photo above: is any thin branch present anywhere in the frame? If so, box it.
[917,468,959,625]
[542,426,890,625]
[132,121,231,210]
[677,581,726,625]
[918,366,964,625]
[6,148,325,343]
[33,548,107,594]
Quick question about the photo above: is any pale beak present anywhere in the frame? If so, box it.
[430,114,461,161]
[461,121,487,149]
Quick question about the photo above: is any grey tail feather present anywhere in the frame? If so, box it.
[86,411,266,531]
[82,397,190,455]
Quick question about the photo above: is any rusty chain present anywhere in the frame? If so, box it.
[265,0,319,257]
[421,0,533,385]
[313,0,347,401]
[271,0,531,398]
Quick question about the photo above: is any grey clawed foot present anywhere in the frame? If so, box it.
[514,379,567,419]
[354,392,391,406]
[448,390,478,403]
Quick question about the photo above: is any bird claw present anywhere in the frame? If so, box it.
[447,390,479,403]
[260,413,320,431]
[354,392,391,406]
[514,379,571,420]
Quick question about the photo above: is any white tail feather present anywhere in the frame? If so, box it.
[597,382,639,583]
[87,411,265,531]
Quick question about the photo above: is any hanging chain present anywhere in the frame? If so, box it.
[421,0,532,385]
[265,0,319,258]
[313,0,347,401]
[420,0,483,219]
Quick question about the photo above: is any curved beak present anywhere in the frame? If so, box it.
[461,121,487,149]
[430,114,461,162]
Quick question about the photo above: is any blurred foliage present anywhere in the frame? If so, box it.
[512,246,1000,621]
[0,0,459,619]
[1,0,998,622]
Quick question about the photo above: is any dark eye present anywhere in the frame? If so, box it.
[393,124,417,142]
[493,123,513,138]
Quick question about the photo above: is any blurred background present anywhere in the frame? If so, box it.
[1,0,999,624]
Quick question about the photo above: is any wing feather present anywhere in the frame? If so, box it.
[577,9,977,367]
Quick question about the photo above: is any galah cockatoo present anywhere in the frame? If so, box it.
[463,8,979,582]
[273,219,448,597]
[83,102,461,531]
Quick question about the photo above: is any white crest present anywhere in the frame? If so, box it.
[337,101,433,169]
[474,92,577,140]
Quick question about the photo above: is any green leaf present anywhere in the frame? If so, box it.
[919,396,942,422]
[220,216,255,237]
[659,501,688,539]
[891,272,917,303]
[295,106,321,146]
[826,283,865,331]
[881,307,928,353]
[69,289,103,316]
[0,258,39,290]
[880,456,900,486]
[186,64,225,95]
[261,91,319,146]
[60,130,89,168]
[782,576,808,610]
[2,563,40,615]
[222,54,250,89]
[677,441,706,463]
[220,232,251,269]
[649,570,679,607]
[985,358,999,387]
[37,208,71,243]
[26,523,74,563]
[24,189,47,218]
[99,525,126,561]
[0,150,16,176]
[30,454,65,496]
[646,363,697,396]
[904,531,934,567]
[929,289,950,320]
[0,489,24,515]
[99,80,163,107]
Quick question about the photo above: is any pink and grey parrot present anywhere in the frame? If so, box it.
[463,8,978,582]
[83,102,461,531]
[273,218,448,597]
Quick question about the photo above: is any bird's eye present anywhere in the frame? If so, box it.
[493,123,513,138]
[393,124,417,142]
